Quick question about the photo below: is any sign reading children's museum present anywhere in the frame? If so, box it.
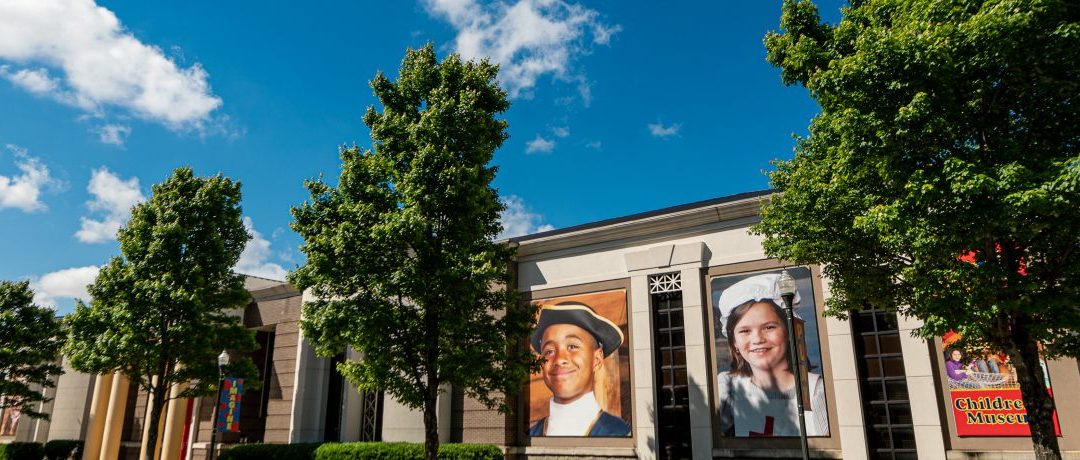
[941,331,1061,436]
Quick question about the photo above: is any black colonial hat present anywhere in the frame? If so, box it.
[530,301,624,357]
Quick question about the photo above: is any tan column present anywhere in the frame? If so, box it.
[99,372,130,460]
[160,383,189,460]
[81,373,115,460]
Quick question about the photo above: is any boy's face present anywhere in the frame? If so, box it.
[539,323,604,404]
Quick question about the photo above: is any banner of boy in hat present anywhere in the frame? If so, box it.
[710,267,830,438]
[527,289,632,437]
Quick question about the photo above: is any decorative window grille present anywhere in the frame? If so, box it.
[649,272,682,294]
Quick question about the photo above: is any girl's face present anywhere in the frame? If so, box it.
[951,350,962,361]
[732,302,788,373]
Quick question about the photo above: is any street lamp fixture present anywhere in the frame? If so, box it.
[778,270,809,460]
[209,350,229,460]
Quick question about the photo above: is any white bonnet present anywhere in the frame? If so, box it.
[716,273,801,336]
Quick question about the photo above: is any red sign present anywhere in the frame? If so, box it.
[950,388,1060,436]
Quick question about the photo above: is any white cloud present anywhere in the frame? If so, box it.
[648,122,681,138]
[75,167,145,243]
[96,124,131,146]
[0,144,60,212]
[552,126,570,138]
[498,195,553,239]
[235,216,289,280]
[424,0,618,98]
[525,134,555,154]
[31,265,99,308]
[0,0,223,131]
[585,140,602,150]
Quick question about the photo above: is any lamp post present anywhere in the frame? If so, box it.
[209,350,229,460]
[778,270,809,460]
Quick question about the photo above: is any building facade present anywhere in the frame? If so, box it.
[4,191,1079,459]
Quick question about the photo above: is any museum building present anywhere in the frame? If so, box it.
[3,190,1080,459]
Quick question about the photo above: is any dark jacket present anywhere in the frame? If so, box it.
[528,410,631,437]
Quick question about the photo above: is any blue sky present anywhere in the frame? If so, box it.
[0,0,845,312]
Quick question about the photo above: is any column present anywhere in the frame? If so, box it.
[629,274,656,460]
[821,276,870,460]
[680,267,714,460]
[99,372,130,460]
[898,314,947,459]
[82,373,114,460]
[160,383,190,460]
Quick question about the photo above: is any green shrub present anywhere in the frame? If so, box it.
[0,442,44,460]
[314,442,502,460]
[218,442,323,460]
[315,442,422,460]
[215,442,502,460]
[437,443,502,460]
[43,440,83,460]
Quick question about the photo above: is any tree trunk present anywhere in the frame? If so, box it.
[144,382,168,460]
[423,380,439,460]
[1006,314,1062,460]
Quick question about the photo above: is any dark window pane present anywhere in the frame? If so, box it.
[876,312,898,331]
[869,404,889,425]
[856,313,876,332]
[670,333,685,347]
[872,427,892,448]
[894,452,918,460]
[865,358,883,378]
[888,404,912,425]
[862,335,880,355]
[867,382,887,402]
[885,380,909,400]
[892,427,916,449]
[882,357,906,377]
[879,333,902,354]
[674,368,688,385]
[669,310,683,327]
[674,350,686,366]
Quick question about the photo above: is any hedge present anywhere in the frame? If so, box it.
[218,442,324,460]
[43,440,83,460]
[218,442,502,460]
[314,442,501,460]
[0,442,43,460]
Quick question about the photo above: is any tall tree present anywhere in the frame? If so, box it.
[64,167,258,460]
[290,44,537,460]
[756,1,1079,458]
[0,281,64,420]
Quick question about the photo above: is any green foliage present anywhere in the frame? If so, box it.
[63,167,259,460]
[218,443,323,460]
[314,442,502,460]
[0,281,63,420]
[42,440,82,460]
[289,44,538,458]
[0,442,43,460]
[759,0,1080,355]
[216,442,503,460]
[758,0,1079,457]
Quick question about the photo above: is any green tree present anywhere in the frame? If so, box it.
[757,1,1079,458]
[64,167,258,460]
[289,44,537,460]
[0,281,63,420]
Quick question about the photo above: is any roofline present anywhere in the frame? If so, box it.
[505,189,773,244]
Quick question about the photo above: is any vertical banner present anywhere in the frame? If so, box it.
[710,267,830,437]
[0,397,20,436]
[941,332,1061,436]
[215,377,243,433]
[526,289,631,437]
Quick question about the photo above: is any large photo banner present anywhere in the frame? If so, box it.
[527,289,631,437]
[941,331,1061,436]
[710,267,830,437]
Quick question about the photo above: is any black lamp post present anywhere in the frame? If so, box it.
[209,350,229,460]
[778,270,809,460]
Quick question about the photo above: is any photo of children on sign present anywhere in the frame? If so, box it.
[710,267,829,437]
[941,331,1061,436]
[527,289,631,437]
